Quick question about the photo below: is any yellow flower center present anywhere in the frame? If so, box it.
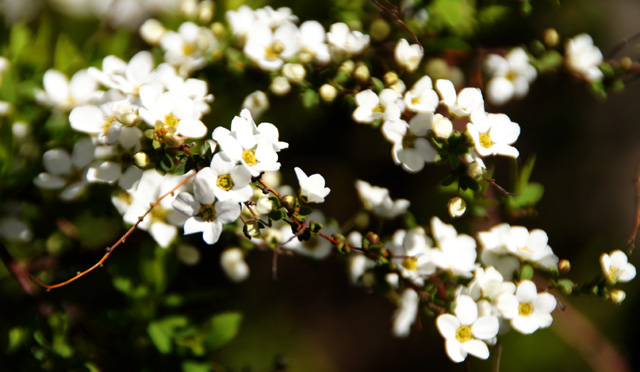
[411,96,421,105]
[164,113,180,128]
[479,132,493,149]
[182,43,195,56]
[401,257,418,271]
[198,204,217,222]
[265,41,285,59]
[217,174,234,191]
[242,149,258,166]
[608,266,618,281]
[372,104,385,114]
[150,207,168,223]
[455,325,473,343]
[402,132,417,149]
[518,302,534,316]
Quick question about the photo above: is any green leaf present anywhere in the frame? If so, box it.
[534,50,563,72]
[428,0,477,36]
[54,33,84,73]
[9,23,32,61]
[147,316,189,354]
[478,5,510,25]
[298,206,313,217]
[182,361,211,372]
[203,312,243,350]
[301,89,319,109]
[370,77,385,92]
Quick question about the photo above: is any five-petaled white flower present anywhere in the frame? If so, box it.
[467,110,520,158]
[484,48,537,106]
[600,250,636,284]
[436,295,499,363]
[382,113,438,173]
[172,180,242,245]
[497,280,556,334]
[294,167,331,203]
[565,33,603,83]
[404,75,440,114]
[353,89,402,124]
[435,79,484,117]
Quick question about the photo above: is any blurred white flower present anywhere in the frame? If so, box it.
[394,38,423,73]
[600,250,636,284]
[294,167,330,203]
[221,248,250,282]
[354,180,410,219]
[565,33,603,83]
[392,288,419,337]
[484,48,537,106]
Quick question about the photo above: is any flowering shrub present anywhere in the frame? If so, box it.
[0,0,639,371]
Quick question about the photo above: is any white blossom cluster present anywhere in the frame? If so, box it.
[355,74,521,174]
[33,51,214,200]
[348,216,565,363]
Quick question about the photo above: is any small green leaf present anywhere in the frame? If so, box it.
[147,316,189,354]
[478,5,510,25]
[203,312,243,350]
[298,206,313,217]
[301,89,319,109]
[54,33,84,73]
[182,361,211,372]
[370,77,385,92]
[520,264,534,280]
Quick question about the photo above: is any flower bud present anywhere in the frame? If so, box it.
[384,71,399,86]
[354,63,370,82]
[365,231,380,245]
[140,19,166,45]
[211,22,225,38]
[198,0,214,24]
[339,60,355,74]
[389,80,406,94]
[432,113,453,139]
[242,90,269,119]
[558,259,571,274]
[610,289,626,304]
[447,197,466,218]
[544,28,559,47]
[221,248,250,282]
[621,57,633,71]
[319,84,338,102]
[180,0,198,18]
[255,196,274,215]
[270,76,291,96]
[369,18,391,41]
[12,121,29,139]
[282,63,306,83]
[116,109,138,127]
[467,161,485,180]
[281,194,296,211]
[134,152,150,168]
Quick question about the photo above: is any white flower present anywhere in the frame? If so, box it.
[394,38,423,73]
[226,5,258,39]
[35,69,102,110]
[160,22,217,75]
[212,109,287,177]
[298,21,330,65]
[404,75,440,114]
[254,6,298,28]
[392,289,420,337]
[294,167,330,203]
[382,113,438,173]
[565,33,603,83]
[353,89,402,124]
[327,22,370,57]
[244,21,300,71]
[432,113,453,139]
[477,224,521,280]
[89,51,174,95]
[242,90,270,120]
[497,280,556,334]
[600,250,636,284]
[354,180,409,219]
[172,188,241,245]
[139,18,166,45]
[221,248,250,282]
[435,79,484,117]
[436,295,499,363]
[388,227,437,284]
[319,84,338,102]
[197,156,253,203]
[116,170,190,247]
[431,217,478,278]
[139,82,207,140]
[33,138,95,200]
[484,48,537,106]
[467,110,520,158]
[464,266,516,302]
[0,215,32,242]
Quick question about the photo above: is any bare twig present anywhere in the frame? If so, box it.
[371,0,421,47]
[30,170,197,290]
[483,177,519,196]
[627,151,640,254]
[608,30,640,59]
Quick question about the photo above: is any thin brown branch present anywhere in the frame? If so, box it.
[608,30,640,59]
[627,151,640,254]
[483,177,519,196]
[30,170,197,290]
[371,0,421,47]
